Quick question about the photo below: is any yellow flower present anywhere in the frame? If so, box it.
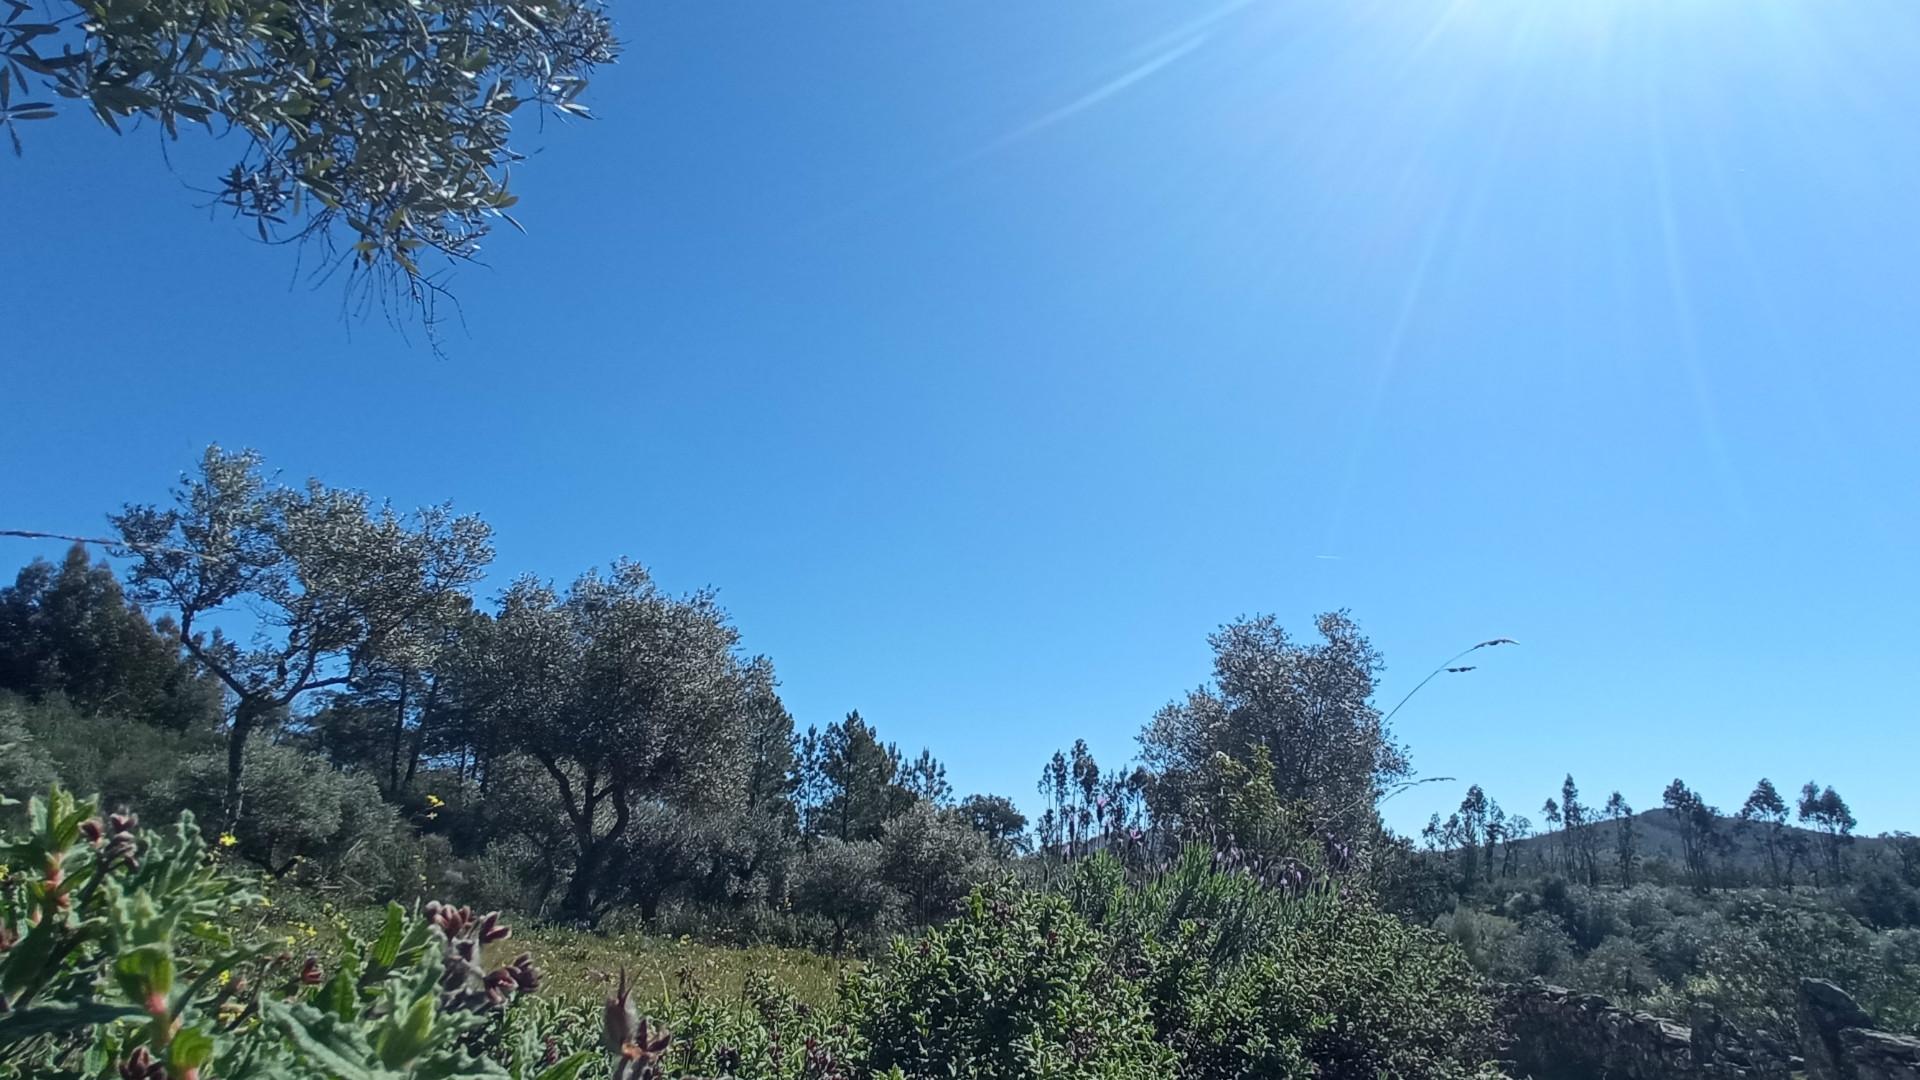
[425,794,446,809]
[218,832,239,848]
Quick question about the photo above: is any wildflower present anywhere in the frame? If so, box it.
[219,833,239,848]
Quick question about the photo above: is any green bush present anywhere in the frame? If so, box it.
[0,700,60,825]
[1070,847,1496,1080]
[847,880,1175,1079]
[791,838,899,952]
[1,693,213,816]
[877,802,991,926]
[1188,895,1495,1080]
[0,784,594,1080]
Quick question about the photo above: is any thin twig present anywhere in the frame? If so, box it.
[1379,638,1518,730]
[0,528,225,562]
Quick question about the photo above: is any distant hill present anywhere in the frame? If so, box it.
[1491,808,1903,879]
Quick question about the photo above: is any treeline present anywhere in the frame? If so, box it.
[0,446,1413,949]
[1420,773,1915,904]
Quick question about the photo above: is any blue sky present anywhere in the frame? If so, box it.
[4,0,1918,836]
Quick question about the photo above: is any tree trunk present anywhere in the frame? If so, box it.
[225,695,267,830]
[403,674,438,791]
[562,787,631,921]
[387,673,409,796]
[563,829,605,919]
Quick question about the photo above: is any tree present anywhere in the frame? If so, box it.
[810,711,906,842]
[1887,832,1920,888]
[1499,813,1532,879]
[1455,784,1490,889]
[1604,791,1636,886]
[898,747,952,807]
[878,801,989,925]
[737,657,796,824]
[1540,797,1562,872]
[1738,778,1790,886]
[1662,779,1717,890]
[2,0,618,330]
[1561,775,1598,886]
[474,561,752,918]
[957,794,1028,858]
[299,599,484,796]
[1798,781,1857,883]
[0,544,222,729]
[1484,800,1508,885]
[112,446,493,826]
[1069,738,1100,853]
[792,838,896,952]
[1139,611,1403,843]
[1037,749,1071,857]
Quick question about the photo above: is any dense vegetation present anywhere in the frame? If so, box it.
[1412,778,1920,1038]
[0,786,1494,1079]
[0,445,1912,1078]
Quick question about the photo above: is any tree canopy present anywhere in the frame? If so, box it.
[110,445,493,823]
[1139,611,1402,845]
[3,0,618,329]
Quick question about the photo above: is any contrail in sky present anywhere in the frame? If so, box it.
[980,32,1213,154]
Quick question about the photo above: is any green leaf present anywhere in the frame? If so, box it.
[264,999,380,1080]
[320,965,357,1022]
[114,944,176,1004]
[370,902,404,969]
[0,1002,144,1046]
[169,1025,217,1071]
[529,1050,596,1080]
[0,921,61,995]
[375,992,437,1070]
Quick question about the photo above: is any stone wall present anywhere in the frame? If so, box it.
[1496,978,1920,1080]
[1494,980,1788,1080]
[1797,979,1920,1080]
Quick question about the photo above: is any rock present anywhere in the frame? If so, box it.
[1796,978,1920,1080]
[1835,1026,1920,1080]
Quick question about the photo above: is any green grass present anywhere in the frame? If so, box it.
[243,878,852,1009]
[508,923,852,1005]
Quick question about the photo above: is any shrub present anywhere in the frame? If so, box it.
[878,802,991,926]
[3,692,214,814]
[1868,929,1920,1034]
[1186,897,1495,1080]
[1576,935,1659,1000]
[792,838,899,952]
[0,699,59,824]
[1854,868,1920,930]
[1070,846,1496,1080]
[0,784,592,1080]
[1504,913,1576,980]
[1434,905,1519,973]
[847,880,1175,1079]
